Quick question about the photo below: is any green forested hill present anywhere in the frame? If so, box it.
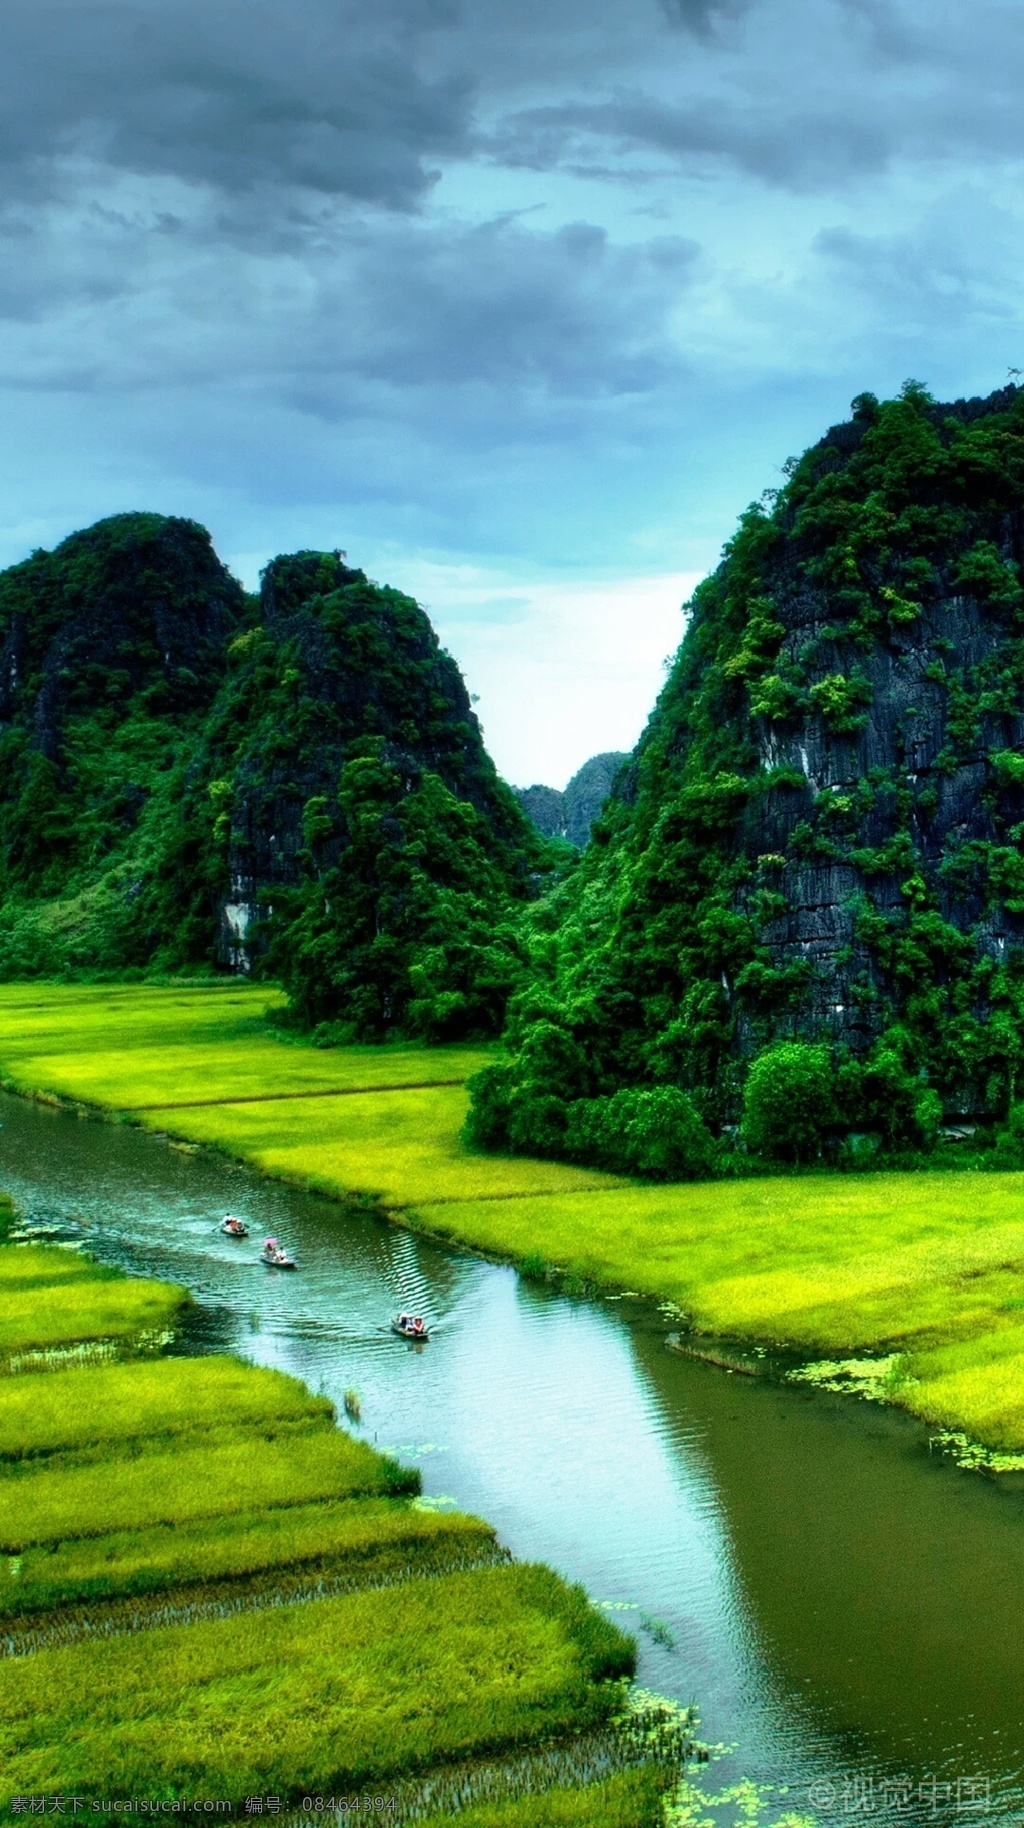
[470,380,1024,1167]
[0,516,550,1039]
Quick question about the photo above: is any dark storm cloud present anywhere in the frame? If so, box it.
[1,0,470,209]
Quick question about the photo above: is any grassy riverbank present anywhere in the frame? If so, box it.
[0,1198,663,1819]
[4,984,1024,1459]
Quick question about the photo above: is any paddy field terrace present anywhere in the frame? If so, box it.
[0,1185,706,1822]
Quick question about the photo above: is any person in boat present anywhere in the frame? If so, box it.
[412,1316,425,1334]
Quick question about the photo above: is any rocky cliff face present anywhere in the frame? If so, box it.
[515,751,627,847]
[481,382,1024,1132]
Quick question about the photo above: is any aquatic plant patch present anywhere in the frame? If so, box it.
[0,1494,497,1618]
[0,1354,334,1460]
[0,1271,186,1356]
[0,1424,416,1550]
[0,1564,634,1804]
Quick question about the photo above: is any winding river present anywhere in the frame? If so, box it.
[2,1087,1022,1825]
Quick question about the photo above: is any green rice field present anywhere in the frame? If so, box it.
[0,1270,186,1356]
[0,1494,497,1618]
[0,1422,416,1550]
[0,1355,333,1459]
[0,1225,649,1817]
[1,1564,631,1802]
[3,983,1024,1454]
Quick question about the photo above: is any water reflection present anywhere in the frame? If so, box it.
[1,1090,1022,1823]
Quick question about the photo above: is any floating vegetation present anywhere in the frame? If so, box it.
[343,1387,362,1422]
[927,1429,1024,1474]
[787,1355,905,1401]
[663,1773,816,1827]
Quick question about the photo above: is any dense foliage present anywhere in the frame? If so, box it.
[0,513,243,975]
[470,381,1024,1166]
[0,519,551,1039]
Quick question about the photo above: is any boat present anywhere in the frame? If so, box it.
[391,1313,430,1341]
[260,1237,297,1269]
[220,1215,249,1238]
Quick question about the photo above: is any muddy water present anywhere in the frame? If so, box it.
[1,1089,1021,1824]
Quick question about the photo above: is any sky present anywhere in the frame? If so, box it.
[3,0,1024,787]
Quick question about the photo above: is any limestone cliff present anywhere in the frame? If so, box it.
[480,381,1024,1132]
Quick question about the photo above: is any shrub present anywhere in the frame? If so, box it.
[566,1087,717,1180]
[741,1042,836,1161]
[808,670,873,734]
[463,1062,516,1150]
[856,1044,942,1152]
[464,1023,588,1158]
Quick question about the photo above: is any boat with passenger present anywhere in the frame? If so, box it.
[391,1312,429,1341]
[220,1215,249,1238]
[260,1237,297,1269]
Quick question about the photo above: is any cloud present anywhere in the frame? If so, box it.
[485,93,894,191]
[478,0,1024,192]
[394,560,700,787]
[0,178,699,406]
[1,0,470,212]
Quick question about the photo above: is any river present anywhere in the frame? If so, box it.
[1,1088,1021,1825]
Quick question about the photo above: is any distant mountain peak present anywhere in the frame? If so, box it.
[514,751,627,848]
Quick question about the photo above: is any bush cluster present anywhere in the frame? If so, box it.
[465,1058,717,1181]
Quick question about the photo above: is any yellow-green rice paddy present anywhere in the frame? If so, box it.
[0,1190,658,1818]
[3,982,1024,1458]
